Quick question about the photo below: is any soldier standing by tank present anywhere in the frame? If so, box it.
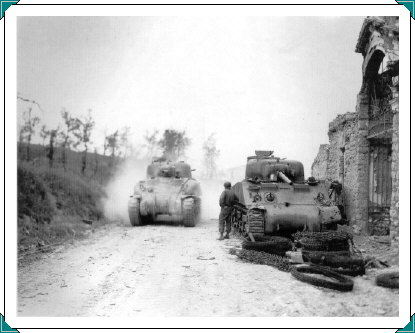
[218,181,239,240]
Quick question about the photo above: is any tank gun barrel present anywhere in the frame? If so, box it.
[277,171,293,185]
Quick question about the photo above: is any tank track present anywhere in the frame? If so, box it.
[128,200,144,226]
[183,198,198,227]
[229,248,291,272]
[293,230,352,243]
[246,209,265,237]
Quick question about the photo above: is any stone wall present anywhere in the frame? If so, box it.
[311,112,360,227]
[389,84,399,250]
[311,144,329,180]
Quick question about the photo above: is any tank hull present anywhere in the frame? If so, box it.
[233,180,341,234]
[128,161,201,227]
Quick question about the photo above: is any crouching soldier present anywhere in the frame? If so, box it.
[218,181,239,240]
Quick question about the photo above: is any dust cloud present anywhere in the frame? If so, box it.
[199,175,244,221]
[102,158,148,224]
[198,179,222,221]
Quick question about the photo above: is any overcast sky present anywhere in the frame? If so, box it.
[17,16,365,175]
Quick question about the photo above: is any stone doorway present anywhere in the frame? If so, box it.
[368,142,392,235]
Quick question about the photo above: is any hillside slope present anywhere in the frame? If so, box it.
[17,142,131,255]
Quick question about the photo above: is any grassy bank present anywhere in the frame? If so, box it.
[17,159,109,255]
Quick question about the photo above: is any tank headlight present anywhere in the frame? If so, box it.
[264,192,275,202]
[253,194,262,202]
[316,192,325,201]
[134,184,143,194]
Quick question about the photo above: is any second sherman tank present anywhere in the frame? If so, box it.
[128,158,202,227]
[232,151,347,238]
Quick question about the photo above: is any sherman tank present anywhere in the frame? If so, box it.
[232,151,347,238]
[128,158,202,227]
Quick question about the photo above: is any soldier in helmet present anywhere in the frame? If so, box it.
[218,181,239,240]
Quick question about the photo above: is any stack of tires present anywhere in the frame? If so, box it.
[282,231,358,292]
[298,231,366,277]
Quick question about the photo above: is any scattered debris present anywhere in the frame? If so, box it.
[197,256,215,260]
[364,256,389,268]
[375,272,399,289]
[286,251,304,264]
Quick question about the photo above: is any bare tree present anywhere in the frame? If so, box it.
[202,134,220,179]
[39,125,59,168]
[17,95,44,160]
[20,107,40,161]
[158,129,190,161]
[119,126,131,158]
[40,125,49,147]
[93,147,99,176]
[105,130,120,168]
[75,110,95,175]
[46,128,59,168]
[143,130,159,160]
[103,130,109,156]
[59,109,81,171]
[18,125,25,157]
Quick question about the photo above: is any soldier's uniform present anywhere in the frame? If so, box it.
[218,183,239,240]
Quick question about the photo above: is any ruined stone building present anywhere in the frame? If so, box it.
[311,16,399,244]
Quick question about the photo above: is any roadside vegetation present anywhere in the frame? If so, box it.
[17,146,112,254]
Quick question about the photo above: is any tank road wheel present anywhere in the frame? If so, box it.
[234,213,247,237]
[128,202,145,226]
[183,198,198,227]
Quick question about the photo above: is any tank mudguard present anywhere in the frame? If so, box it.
[183,179,202,196]
[128,195,140,209]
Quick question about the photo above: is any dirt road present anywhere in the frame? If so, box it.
[18,219,398,317]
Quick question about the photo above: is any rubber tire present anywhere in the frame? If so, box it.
[183,199,197,227]
[317,264,365,277]
[376,272,399,289]
[302,250,351,264]
[300,238,349,252]
[128,204,145,226]
[242,236,292,255]
[321,255,365,269]
[291,265,354,292]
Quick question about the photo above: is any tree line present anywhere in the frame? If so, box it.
[18,97,221,179]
